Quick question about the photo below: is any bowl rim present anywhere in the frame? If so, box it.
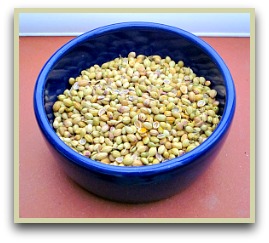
[34,21,236,176]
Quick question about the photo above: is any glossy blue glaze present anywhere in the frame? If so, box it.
[34,22,236,203]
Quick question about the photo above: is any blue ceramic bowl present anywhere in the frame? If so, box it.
[34,22,236,203]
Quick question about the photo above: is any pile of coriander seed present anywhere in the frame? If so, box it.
[52,52,221,166]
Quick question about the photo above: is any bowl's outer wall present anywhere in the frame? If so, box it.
[34,23,236,203]
[44,129,230,203]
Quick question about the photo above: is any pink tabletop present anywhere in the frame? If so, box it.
[18,36,251,220]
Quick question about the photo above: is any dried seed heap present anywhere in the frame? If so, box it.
[52,52,221,166]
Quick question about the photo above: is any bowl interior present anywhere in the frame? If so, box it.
[36,22,234,173]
